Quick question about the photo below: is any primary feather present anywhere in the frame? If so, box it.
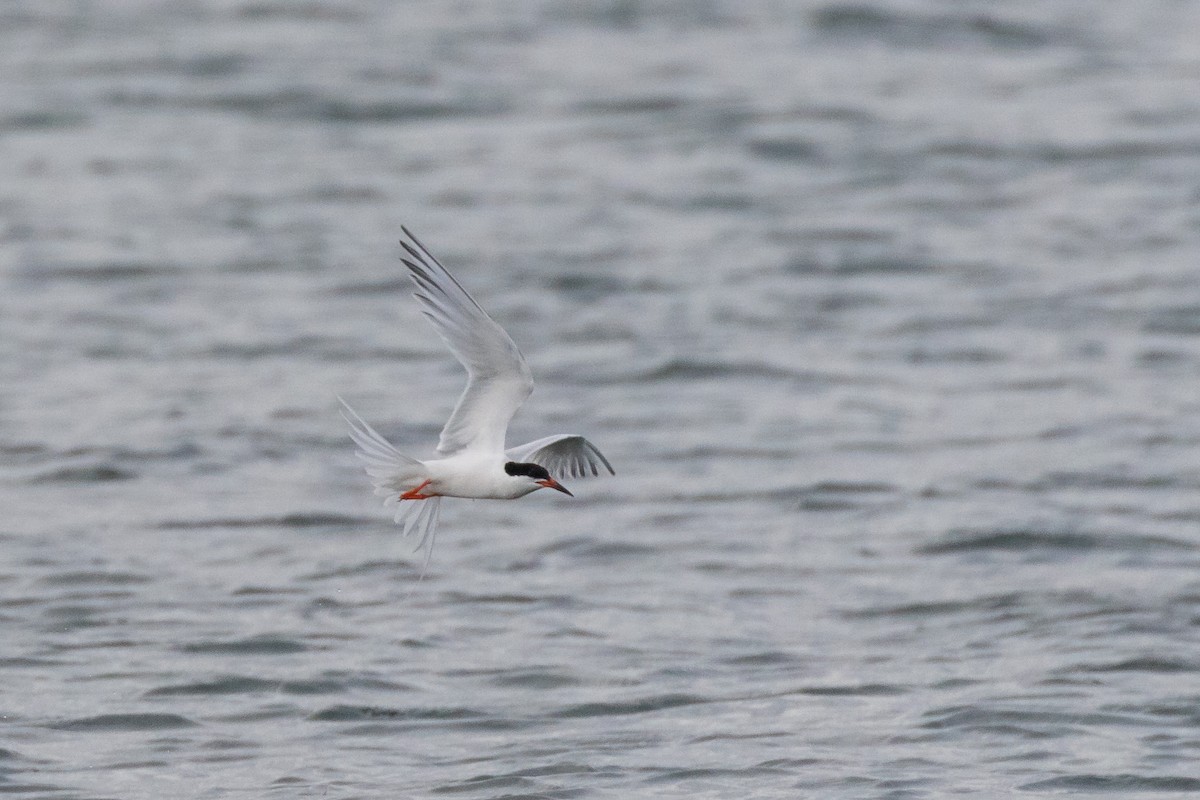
[400,226,533,456]
[506,434,615,480]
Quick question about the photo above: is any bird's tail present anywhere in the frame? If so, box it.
[338,397,443,576]
[338,396,424,489]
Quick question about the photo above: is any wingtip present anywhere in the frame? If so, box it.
[335,394,355,424]
[336,395,373,433]
[400,226,435,263]
[589,441,616,475]
[400,241,424,264]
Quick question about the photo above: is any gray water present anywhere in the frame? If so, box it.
[4,1,1200,797]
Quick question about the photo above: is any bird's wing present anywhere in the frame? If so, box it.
[400,227,533,456]
[506,434,615,480]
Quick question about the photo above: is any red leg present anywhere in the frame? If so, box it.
[400,479,434,500]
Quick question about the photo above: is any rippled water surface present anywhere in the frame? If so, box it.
[5,1,1200,797]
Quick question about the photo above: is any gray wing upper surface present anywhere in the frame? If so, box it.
[506,434,615,480]
[400,227,534,456]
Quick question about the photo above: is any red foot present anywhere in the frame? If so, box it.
[400,479,434,500]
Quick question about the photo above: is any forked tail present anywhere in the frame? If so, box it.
[338,396,423,483]
[338,397,442,576]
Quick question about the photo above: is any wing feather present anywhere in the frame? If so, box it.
[400,227,532,455]
[506,434,615,480]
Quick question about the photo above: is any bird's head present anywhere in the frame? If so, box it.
[504,461,573,496]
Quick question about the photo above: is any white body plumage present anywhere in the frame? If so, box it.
[422,453,541,500]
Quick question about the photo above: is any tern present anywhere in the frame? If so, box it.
[339,227,614,570]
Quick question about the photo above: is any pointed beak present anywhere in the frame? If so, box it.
[537,478,573,497]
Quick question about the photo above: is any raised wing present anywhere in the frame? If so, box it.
[401,227,533,455]
[506,434,615,480]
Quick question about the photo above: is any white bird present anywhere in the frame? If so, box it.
[339,227,614,571]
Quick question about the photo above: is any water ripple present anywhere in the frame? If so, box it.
[177,636,309,656]
[553,693,707,718]
[1020,774,1200,792]
[917,529,1195,555]
[53,713,198,732]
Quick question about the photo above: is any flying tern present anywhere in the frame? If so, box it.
[340,227,614,571]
